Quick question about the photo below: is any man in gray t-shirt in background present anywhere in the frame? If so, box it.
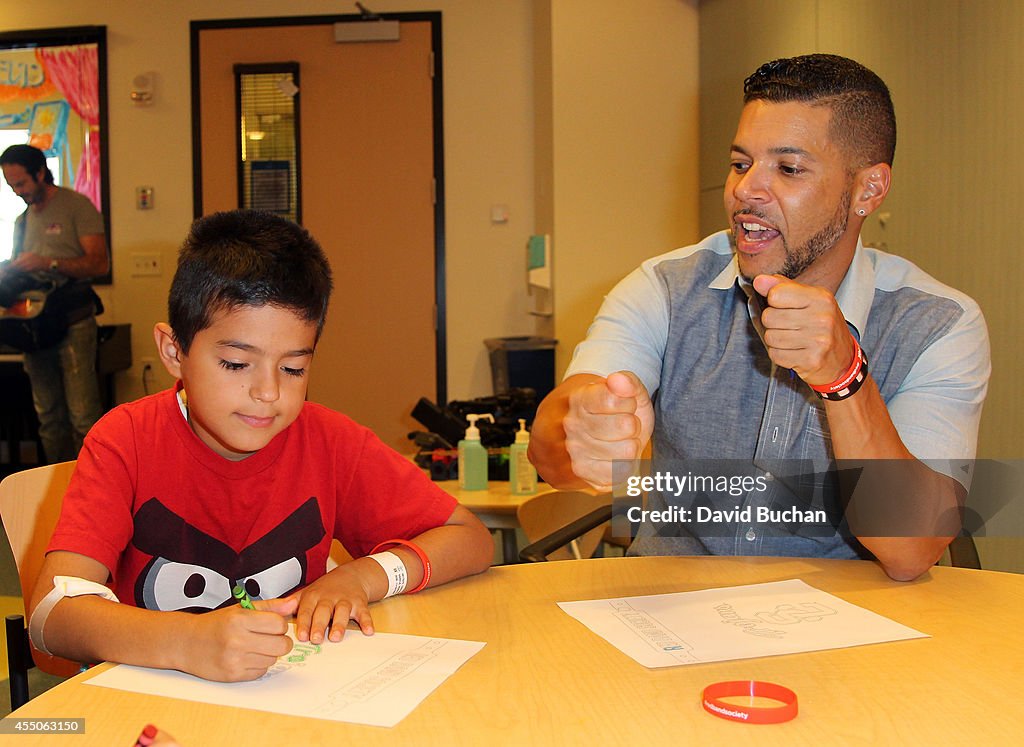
[1,143,109,462]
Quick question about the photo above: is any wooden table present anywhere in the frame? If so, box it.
[9,556,1023,744]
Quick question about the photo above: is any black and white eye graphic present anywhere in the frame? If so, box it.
[131,496,326,611]
[236,556,304,601]
[139,558,233,611]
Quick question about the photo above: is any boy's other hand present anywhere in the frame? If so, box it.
[180,597,296,681]
[287,564,375,645]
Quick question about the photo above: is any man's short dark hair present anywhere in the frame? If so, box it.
[743,54,896,168]
[0,144,55,184]
[168,210,334,354]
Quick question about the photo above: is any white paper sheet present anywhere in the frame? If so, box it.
[558,579,927,668]
[86,630,484,727]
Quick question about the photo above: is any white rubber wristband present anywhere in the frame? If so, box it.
[366,551,408,598]
[29,576,119,656]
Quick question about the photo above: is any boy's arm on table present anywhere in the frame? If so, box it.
[290,504,493,644]
[29,550,296,682]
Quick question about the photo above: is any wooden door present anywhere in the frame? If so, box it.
[193,16,441,451]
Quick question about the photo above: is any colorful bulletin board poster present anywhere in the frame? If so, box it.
[0,43,97,204]
[0,47,59,105]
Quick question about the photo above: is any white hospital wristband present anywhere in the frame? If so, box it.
[366,551,408,598]
[29,575,119,655]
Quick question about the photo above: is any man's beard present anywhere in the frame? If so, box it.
[777,190,851,280]
[21,180,45,206]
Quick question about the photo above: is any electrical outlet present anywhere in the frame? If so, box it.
[140,356,155,371]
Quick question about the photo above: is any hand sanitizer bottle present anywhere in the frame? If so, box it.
[509,418,538,495]
[458,413,494,490]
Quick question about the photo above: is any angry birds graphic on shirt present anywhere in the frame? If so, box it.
[131,496,326,611]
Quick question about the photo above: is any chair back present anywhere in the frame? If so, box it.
[0,461,81,676]
[945,534,982,569]
[517,490,611,561]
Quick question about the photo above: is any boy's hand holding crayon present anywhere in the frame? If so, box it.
[175,595,297,681]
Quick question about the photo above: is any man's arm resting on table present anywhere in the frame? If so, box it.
[826,375,961,582]
[753,273,974,582]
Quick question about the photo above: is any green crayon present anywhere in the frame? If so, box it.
[232,584,256,610]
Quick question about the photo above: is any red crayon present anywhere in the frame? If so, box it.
[134,723,158,746]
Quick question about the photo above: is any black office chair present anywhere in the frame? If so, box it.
[947,533,981,569]
[519,503,615,562]
[5,614,35,709]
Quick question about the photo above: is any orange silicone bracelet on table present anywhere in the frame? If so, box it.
[370,539,432,593]
[701,680,798,724]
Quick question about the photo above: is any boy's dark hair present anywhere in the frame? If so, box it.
[743,53,896,168]
[0,144,55,184]
[169,210,333,354]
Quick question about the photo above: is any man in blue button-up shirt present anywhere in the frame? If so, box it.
[529,54,990,581]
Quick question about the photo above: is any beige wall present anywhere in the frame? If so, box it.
[699,0,1023,572]
[541,0,702,375]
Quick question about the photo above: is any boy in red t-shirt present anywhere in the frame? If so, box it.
[28,210,493,681]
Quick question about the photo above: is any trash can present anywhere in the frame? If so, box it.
[484,336,558,401]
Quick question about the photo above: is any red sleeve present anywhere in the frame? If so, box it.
[46,408,138,579]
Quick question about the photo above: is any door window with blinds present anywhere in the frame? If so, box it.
[234,63,301,223]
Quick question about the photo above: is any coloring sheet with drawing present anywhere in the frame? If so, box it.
[86,630,485,727]
[558,579,927,668]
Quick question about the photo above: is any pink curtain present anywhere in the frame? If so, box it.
[36,45,101,211]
